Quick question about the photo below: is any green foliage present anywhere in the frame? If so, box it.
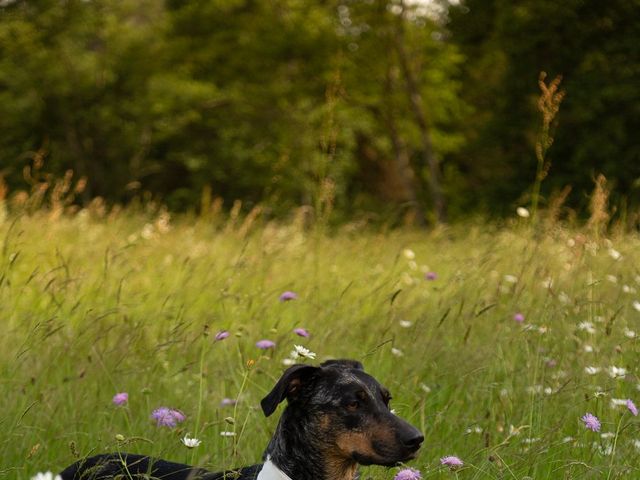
[1,1,639,222]
[448,0,640,216]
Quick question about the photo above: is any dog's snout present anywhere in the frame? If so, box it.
[402,432,424,450]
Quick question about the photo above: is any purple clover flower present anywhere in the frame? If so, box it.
[215,330,230,341]
[425,272,438,281]
[627,399,638,416]
[112,392,128,406]
[256,339,276,350]
[440,456,463,469]
[279,291,298,302]
[394,467,422,480]
[293,328,310,337]
[151,407,186,428]
[581,413,601,432]
[513,313,525,323]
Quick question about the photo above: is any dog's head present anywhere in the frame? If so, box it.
[261,359,423,467]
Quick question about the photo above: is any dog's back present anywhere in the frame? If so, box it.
[59,453,262,480]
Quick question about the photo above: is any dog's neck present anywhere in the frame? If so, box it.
[265,410,359,480]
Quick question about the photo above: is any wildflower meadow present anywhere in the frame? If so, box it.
[2,210,639,479]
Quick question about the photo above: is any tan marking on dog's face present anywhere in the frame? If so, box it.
[335,430,378,459]
[322,433,361,480]
[318,413,331,430]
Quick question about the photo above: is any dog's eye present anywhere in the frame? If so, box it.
[346,400,360,411]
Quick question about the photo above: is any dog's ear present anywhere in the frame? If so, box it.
[260,364,319,417]
[320,359,364,371]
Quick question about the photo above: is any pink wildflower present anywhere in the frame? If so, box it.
[112,392,128,406]
[394,467,422,480]
[581,413,601,432]
[440,456,463,469]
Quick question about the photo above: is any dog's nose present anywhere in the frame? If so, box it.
[402,432,424,450]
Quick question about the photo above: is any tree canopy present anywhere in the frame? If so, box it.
[1,0,638,223]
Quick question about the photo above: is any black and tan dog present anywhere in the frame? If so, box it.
[60,359,423,480]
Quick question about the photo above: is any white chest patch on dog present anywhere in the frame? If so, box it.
[256,458,292,480]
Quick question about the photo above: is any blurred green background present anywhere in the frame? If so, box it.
[1,0,638,223]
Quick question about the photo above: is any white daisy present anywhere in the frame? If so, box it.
[181,435,201,448]
[290,345,316,360]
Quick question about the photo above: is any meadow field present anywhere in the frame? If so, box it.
[1,208,639,479]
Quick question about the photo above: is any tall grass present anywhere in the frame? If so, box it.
[0,207,639,479]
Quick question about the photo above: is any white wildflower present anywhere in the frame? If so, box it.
[578,322,596,334]
[598,443,614,456]
[402,249,415,260]
[622,285,636,294]
[611,398,628,408]
[608,366,627,379]
[562,436,574,443]
[633,301,640,312]
[516,207,530,218]
[634,439,640,450]
[141,223,155,239]
[220,431,236,437]
[594,388,607,398]
[420,383,432,394]
[391,347,404,357]
[584,344,594,353]
[399,320,413,328]
[585,366,600,375]
[608,248,622,260]
[181,435,201,448]
[624,328,636,339]
[290,345,316,360]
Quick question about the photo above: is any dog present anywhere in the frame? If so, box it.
[60,359,424,479]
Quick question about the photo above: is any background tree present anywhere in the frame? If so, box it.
[1,0,638,223]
